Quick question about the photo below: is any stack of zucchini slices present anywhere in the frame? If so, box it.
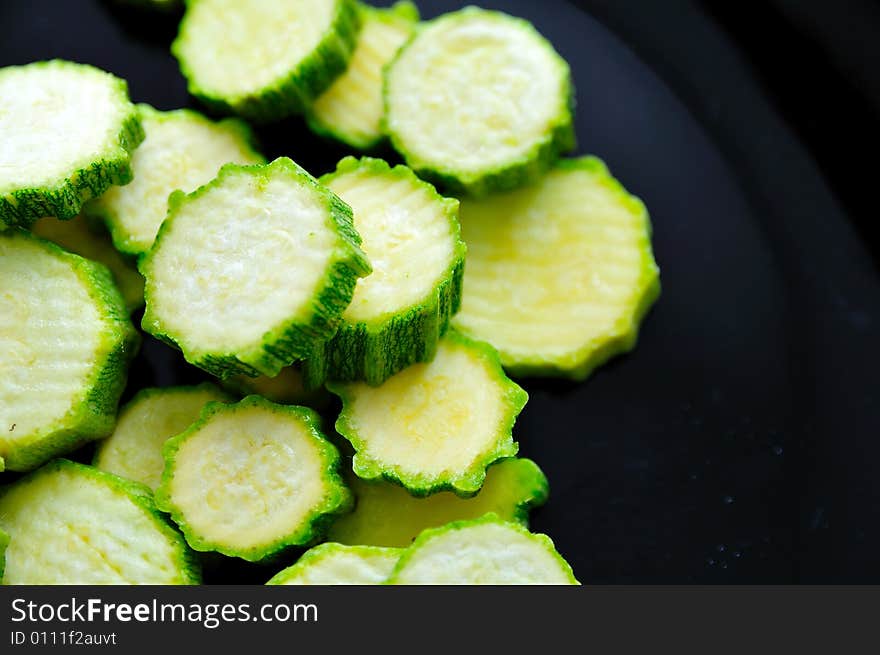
[0,0,661,585]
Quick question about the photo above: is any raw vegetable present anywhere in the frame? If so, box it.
[266,543,400,585]
[221,365,330,409]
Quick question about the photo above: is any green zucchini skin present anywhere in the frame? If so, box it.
[303,156,465,389]
[140,157,370,379]
[172,0,361,123]
[0,526,8,580]
[0,230,140,472]
[0,61,144,229]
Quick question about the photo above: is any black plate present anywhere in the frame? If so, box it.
[2,0,878,584]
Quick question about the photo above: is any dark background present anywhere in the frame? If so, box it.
[0,0,878,583]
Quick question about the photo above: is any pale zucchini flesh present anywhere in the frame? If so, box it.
[0,230,139,472]
[93,384,232,491]
[452,156,660,380]
[31,215,145,313]
[267,543,400,585]
[330,332,525,496]
[304,157,464,387]
[140,157,370,378]
[85,105,264,256]
[387,514,578,585]
[384,7,575,196]
[156,396,352,562]
[173,0,361,122]
[0,459,200,584]
[307,1,418,149]
[0,60,144,228]
[327,458,549,548]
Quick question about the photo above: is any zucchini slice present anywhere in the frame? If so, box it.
[85,105,264,257]
[222,365,330,409]
[94,384,232,491]
[328,458,548,547]
[140,157,370,378]
[452,157,660,380]
[0,459,200,584]
[303,157,464,387]
[172,0,360,122]
[31,215,145,313]
[307,2,418,149]
[384,7,575,197]
[329,332,525,496]
[0,527,8,580]
[0,230,139,472]
[266,543,400,585]
[0,60,144,228]
[156,396,352,562]
[387,514,578,585]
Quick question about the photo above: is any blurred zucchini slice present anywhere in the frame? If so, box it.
[156,396,351,562]
[0,459,199,584]
[452,157,660,380]
[0,60,143,228]
[140,157,370,378]
[0,230,139,472]
[266,543,400,585]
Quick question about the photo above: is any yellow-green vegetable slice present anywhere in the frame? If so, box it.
[267,543,400,585]
[0,60,144,228]
[387,514,578,585]
[384,7,574,196]
[172,0,361,122]
[93,384,231,491]
[0,526,8,579]
[140,157,370,379]
[0,230,139,472]
[330,332,524,496]
[156,396,352,562]
[31,215,145,313]
[452,157,660,380]
[222,365,330,409]
[307,1,418,149]
[0,459,200,584]
[85,105,264,257]
[328,458,548,547]
[304,156,464,387]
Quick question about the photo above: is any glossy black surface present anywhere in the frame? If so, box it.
[1,0,877,583]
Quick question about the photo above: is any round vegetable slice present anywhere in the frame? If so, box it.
[156,396,352,562]
[85,105,265,257]
[0,230,139,472]
[266,543,400,585]
[328,458,548,548]
[94,384,232,491]
[140,157,370,379]
[307,1,418,149]
[387,514,578,585]
[172,0,360,122]
[31,215,145,313]
[303,157,464,387]
[0,60,144,228]
[222,365,331,410]
[384,7,574,197]
[329,332,524,496]
[0,459,200,584]
[452,156,660,380]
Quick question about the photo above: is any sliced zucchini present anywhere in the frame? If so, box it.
[222,365,330,409]
[0,60,144,228]
[0,526,8,580]
[303,157,464,387]
[384,7,574,196]
[266,543,400,585]
[328,458,548,547]
[85,105,264,257]
[330,332,524,496]
[307,2,418,149]
[452,157,660,380]
[156,396,352,562]
[387,514,578,585]
[31,215,145,313]
[0,230,139,472]
[93,384,232,491]
[140,157,370,379]
[0,459,200,584]
[172,0,361,122]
